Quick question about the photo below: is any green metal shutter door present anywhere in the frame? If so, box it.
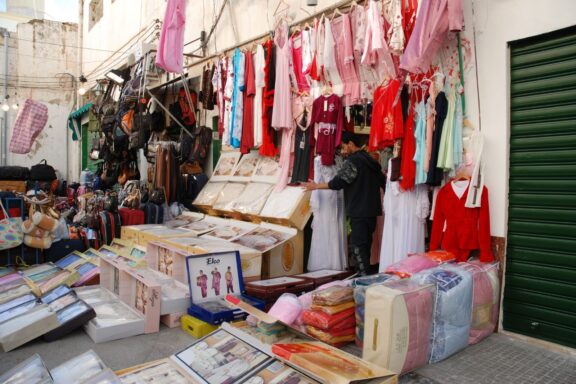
[504,26,576,348]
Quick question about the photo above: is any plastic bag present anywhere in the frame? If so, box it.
[311,286,354,306]
[385,255,439,278]
[310,300,355,315]
[412,265,473,363]
[458,261,500,344]
[302,307,355,330]
[306,325,356,346]
[268,293,302,325]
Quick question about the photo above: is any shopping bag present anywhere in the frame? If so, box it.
[0,200,23,250]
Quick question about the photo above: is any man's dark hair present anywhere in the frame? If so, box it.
[341,131,362,147]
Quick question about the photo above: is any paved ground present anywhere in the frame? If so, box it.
[0,328,574,383]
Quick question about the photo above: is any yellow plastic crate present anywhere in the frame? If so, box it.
[181,315,218,339]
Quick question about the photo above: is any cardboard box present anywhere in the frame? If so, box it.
[161,312,185,328]
[294,270,354,289]
[116,358,194,382]
[83,298,146,343]
[146,240,190,285]
[121,224,165,244]
[138,227,193,247]
[185,251,265,325]
[0,354,52,383]
[260,186,312,230]
[180,314,218,338]
[128,267,190,316]
[117,269,161,333]
[245,276,314,303]
[260,227,304,279]
[174,236,263,282]
[0,304,59,352]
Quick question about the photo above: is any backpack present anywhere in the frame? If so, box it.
[188,126,213,166]
[178,87,197,126]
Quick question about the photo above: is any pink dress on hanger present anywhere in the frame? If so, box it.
[351,4,379,101]
[155,0,186,73]
[400,0,464,73]
[272,21,293,130]
[331,14,360,106]
[291,31,310,92]
[362,0,396,79]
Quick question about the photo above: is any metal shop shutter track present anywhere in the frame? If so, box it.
[504,26,576,349]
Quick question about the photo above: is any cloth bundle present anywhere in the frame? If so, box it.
[458,261,500,344]
[302,286,356,346]
[22,212,59,249]
[352,273,399,348]
[412,265,473,364]
[363,279,435,375]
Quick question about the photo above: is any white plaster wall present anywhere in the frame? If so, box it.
[461,0,576,237]
[81,0,576,237]
[0,19,79,181]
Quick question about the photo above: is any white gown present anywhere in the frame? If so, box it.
[308,156,348,271]
[379,160,428,271]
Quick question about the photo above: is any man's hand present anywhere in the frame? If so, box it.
[301,180,329,191]
[301,181,318,191]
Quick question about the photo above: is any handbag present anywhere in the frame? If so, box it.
[0,200,23,250]
[30,159,57,181]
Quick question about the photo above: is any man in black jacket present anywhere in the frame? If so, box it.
[303,131,386,276]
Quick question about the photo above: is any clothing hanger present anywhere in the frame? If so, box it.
[321,83,333,96]
[273,0,289,18]
[331,8,344,21]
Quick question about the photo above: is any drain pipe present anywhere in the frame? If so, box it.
[2,28,8,167]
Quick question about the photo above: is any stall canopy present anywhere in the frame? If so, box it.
[67,102,94,141]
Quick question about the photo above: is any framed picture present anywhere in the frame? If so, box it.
[185,252,244,302]
[173,329,271,383]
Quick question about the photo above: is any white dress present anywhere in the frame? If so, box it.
[253,45,265,147]
[308,156,348,271]
[379,160,428,271]
[323,17,344,96]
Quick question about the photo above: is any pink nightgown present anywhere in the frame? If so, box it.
[272,20,293,130]
[331,14,360,106]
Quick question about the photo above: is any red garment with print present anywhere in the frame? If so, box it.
[369,79,404,151]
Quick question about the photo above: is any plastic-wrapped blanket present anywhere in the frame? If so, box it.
[385,255,439,278]
[412,265,473,363]
[363,280,435,374]
[352,273,399,348]
[458,261,499,344]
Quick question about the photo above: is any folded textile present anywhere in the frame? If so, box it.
[302,307,355,330]
[310,300,355,315]
[312,286,354,306]
[306,325,356,346]
[385,255,439,278]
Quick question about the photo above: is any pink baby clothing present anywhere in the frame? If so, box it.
[331,14,360,106]
[10,99,48,154]
[155,0,186,73]
[272,20,293,130]
[291,31,310,92]
[350,4,379,102]
[400,0,464,73]
[323,18,343,96]
[361,0,396,80]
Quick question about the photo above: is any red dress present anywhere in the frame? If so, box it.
[430,182,495,262]
[259,39,279,157]
[399,101,416,191]
[369,79,404,151]
[240,51,255,154]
